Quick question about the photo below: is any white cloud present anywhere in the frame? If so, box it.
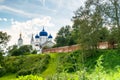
[49,0,86,11]
[0,5,43,18]
[3,17,55,46]
[0,18,2,21]
[0,17,7,22]
[3,18,7,21]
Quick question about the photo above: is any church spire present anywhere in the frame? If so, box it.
[18,33,23,48]
[31,34,34,44]
[20,33,22,38]
[42,26,45,31]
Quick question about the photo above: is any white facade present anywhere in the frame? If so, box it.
[40,36,47,45]
[18,33,23,48]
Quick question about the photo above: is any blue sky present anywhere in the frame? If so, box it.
[0,0,85,45]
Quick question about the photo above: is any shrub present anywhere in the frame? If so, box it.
[16,54,50,76]
[3,56,22,73]
[16,75,43,80]
[0,67,6,77]
[31,50,37,54]
[16,69,32,77]
[57,50,82,72]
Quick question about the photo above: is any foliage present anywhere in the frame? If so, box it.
[1,54,50,77]
[0,67,6,77]
[8,45,18,56]
[0,31,10,50]
[57,50,83,73]
[103,0,120,29]
[54,0,120,53]
[53,0,119,50]
[0,52,4,64]
[16,75,43,80]
[101,0,120,48]
[46,53,120,80]
[57,49,120,74]
[55,25,76,47]
[0,31,10,72]
[72,0,110,51]
[31,50,37,54]
[8,45,33,56]
[108,26,118,48]
[1,49,120,79]
[16,54,50,76]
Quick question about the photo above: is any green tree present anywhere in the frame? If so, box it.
[8,45,18,56]
[0,31,10,65]
[99,27,109,42]
[0,31,10,51]
[108,26,118,48]
[55,25,76,47]
[9,45,32,56]
[72,0,110,50]
[103,0,120,47]
[71,0,111,64]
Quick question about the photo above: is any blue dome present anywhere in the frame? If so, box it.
[48,34,53,38]
[35,34,39,38]
[39,28,48,36]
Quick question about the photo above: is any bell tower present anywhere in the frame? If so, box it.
[18,33,23,48]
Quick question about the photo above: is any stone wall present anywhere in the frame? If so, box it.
[98,42,109,49]
[43,45,79,53]
[43,42,112,53]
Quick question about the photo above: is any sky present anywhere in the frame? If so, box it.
[0,0,86,46]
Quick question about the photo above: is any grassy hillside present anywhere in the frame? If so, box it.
[40,53,67,78]
[0,49,120,79]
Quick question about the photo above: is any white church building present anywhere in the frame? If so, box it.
[18,27,55,53]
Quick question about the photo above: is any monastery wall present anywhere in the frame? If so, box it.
[43,45,79,53]
[43,42,113,53]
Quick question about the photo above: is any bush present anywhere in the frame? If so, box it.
[57,50,82,72]
[47,55,120,80]
[16,54,50,76]
[3,56,22,73]
[16,69,31,77]
[31,50,37,54]
[0,67,6,77]
[1,54,50,77]
[16,75,43,80]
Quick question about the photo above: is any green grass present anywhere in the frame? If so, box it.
[41,53,66,78]
[0,74,16,80]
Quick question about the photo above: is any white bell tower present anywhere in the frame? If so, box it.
[18,33,23,48]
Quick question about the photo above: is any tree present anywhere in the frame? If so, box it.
[72,0,111,50]
[103,0,120,27]
[9,45,33,56]
[103,0,120,47]
[8,45,18,56]
[55,25,76,47]
[108,26,118,48]
[0,31,10,51]
[0,31,10,65]
[83,0,120,49]
[99,27,109,42]
[71,0,112,63]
